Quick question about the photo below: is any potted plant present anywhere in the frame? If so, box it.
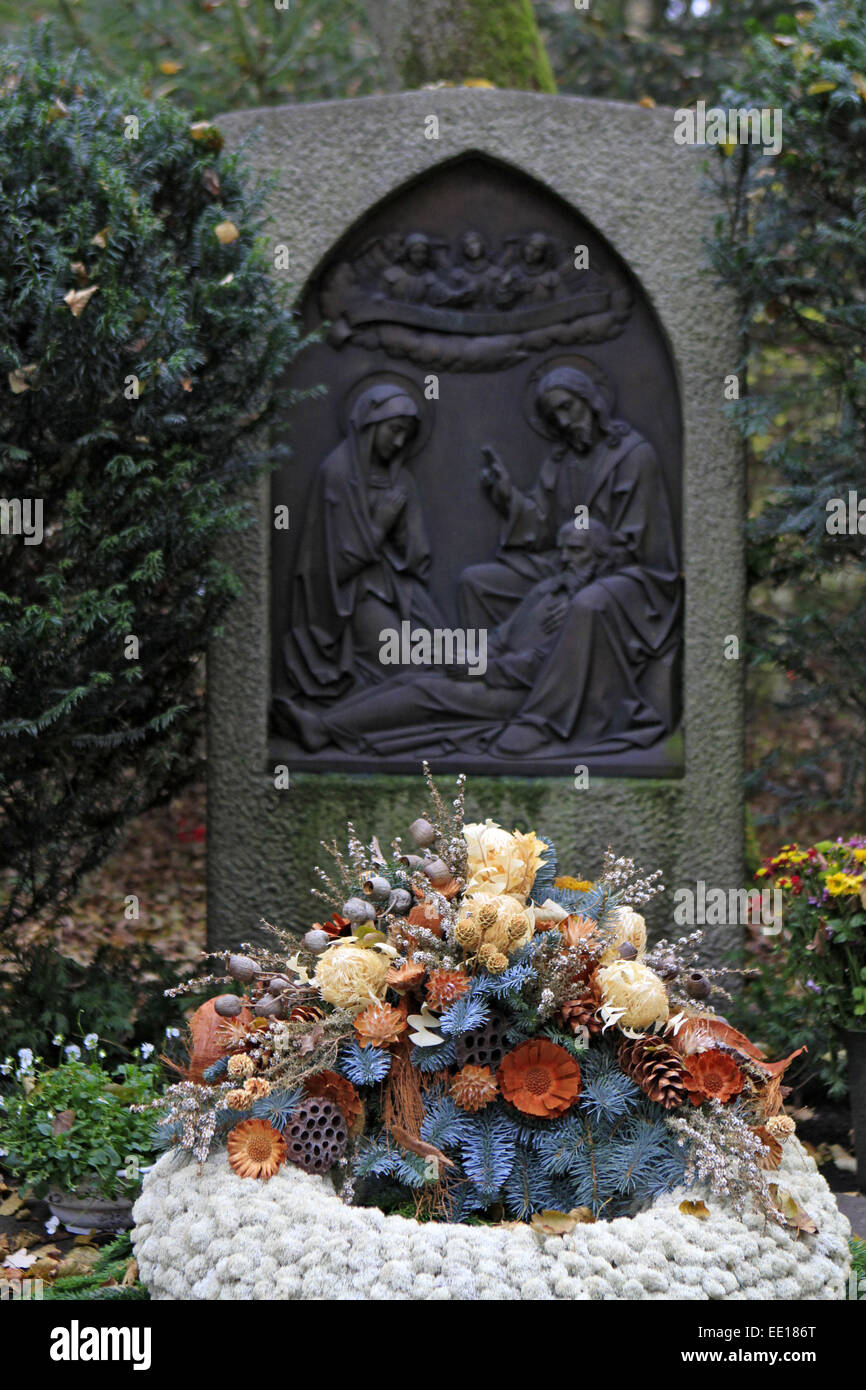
[0,1051,161,1233]
[755,837,866,1186]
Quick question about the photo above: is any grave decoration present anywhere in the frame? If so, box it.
[144,769,811,1231]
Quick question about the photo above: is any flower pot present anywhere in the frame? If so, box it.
[132,1137,851,1301]
[843,1028,866,1190]
[48,1191,134,1236]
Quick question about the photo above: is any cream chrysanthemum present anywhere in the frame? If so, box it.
[314,940,391,1010]
[463,820,547,898]
[596,959,669,1030]
[599,906,648,965]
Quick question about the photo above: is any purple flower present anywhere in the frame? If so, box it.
[805,979,822,994]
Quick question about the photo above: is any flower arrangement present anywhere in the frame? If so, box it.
[755,837,866,1029]
[153,770,811,1230]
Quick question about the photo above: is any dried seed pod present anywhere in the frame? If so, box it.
[618,942,639,961]
[408,817,436,848]
[686,971,711,1000]
[397,853,425,871]
[266,975,293,994]
[285,1097,348,1174]
[423,857,452,888]
[303,929,331,955]
[386,887,413,915]
[342,896,375,925]
[213,994,244,1018]
[363,875,392,901]
[227,954,258,984]
[254,993,283,1018]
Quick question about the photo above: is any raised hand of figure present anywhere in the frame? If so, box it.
[480,445,513,513]
[540,592,569,633]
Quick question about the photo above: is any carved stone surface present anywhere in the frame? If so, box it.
[271,155,683,774]
[207,91,743,956]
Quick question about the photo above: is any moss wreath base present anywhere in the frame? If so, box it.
[132,1136,850,1300]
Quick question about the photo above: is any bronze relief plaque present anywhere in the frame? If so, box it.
[270,154,683,776]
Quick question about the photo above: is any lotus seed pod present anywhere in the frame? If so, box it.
[423,857,452,887]
[213,993,244,1017]
[227,954,258,984]
[303,929,331,954]
[363,875,392,901]
[686,971,711,1000]
[386,887,413,915]
[343,896,375,925]
[409,817,437,848]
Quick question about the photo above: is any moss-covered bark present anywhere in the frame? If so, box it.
[366,0,556,93]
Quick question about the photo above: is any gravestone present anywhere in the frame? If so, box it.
[208,90,744,958]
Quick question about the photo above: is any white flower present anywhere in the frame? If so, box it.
[44,1215,60,1235]
[140,1042,155,1059]
[64,1044,81,1061]
[0,1059,11,1076]
[17,1047,34,1071]
[84,1033,98,1050]
[165,1027,180,1039]
[52,1034,64,1046]
[0,1147,7,1158]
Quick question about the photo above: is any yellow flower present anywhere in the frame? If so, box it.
[852,849,866,863]
[554,875,594,892]
[463,820,547,898]
[824,872,862,897]
[314,940,391,1010]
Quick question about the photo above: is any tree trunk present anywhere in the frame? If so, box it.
[365,0,556,94]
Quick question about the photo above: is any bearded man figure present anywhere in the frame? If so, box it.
[459,365,682,756]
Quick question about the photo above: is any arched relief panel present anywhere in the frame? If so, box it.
[270,152,683,776]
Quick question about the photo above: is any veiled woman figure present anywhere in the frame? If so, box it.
[280,382,443,703]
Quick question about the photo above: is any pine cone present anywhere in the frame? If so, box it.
[617,1036,688,1110]
[560,993,604,1038]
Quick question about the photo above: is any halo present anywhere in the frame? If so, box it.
[523,355,617,439]
[339,371,432,456]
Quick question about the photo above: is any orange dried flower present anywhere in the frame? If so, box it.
[354,1002,408,1049]
[243,1077,271,1100]
[227,1119,286,1180]
[425,969,471,1013]
[498,1039,582,1117]
[407,901,444,938]
[313,913,351,939]
[682,1049,745,1106]
[450,1065,499,1112]
[560,915,597,948]
[303,1069,363,1126]
[385,960,426,994]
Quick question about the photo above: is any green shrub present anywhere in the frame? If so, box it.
[0,27,305,937]
[0,1054,160,1199]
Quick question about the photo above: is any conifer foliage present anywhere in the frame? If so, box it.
[0,29,304,936]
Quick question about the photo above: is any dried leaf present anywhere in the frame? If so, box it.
[406,1005,444,1047]
[0,1193,24,1218]
[769,1185,818,1237]
[4,1247,38,1270]
[91,227,110,249]
[8,363,38,393]
[679,1199,710,1219]
[64,284,99,316]
[829,1144,857,1174]
[158,60,184,75]
[531,1207,595,1235]
[389,1123,456,1173]
[202,168,220,198]
[121,1259,139,1286]
[52,1108,76,1136]
[752,1126,783,1170]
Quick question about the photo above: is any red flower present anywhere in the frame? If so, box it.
[682,1049,745,1106]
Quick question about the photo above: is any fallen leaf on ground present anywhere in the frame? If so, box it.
[121,1260,139,1286]
[769,1185,818,1237]
[0,1193,24,1217]
[830,1144,857,1173]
